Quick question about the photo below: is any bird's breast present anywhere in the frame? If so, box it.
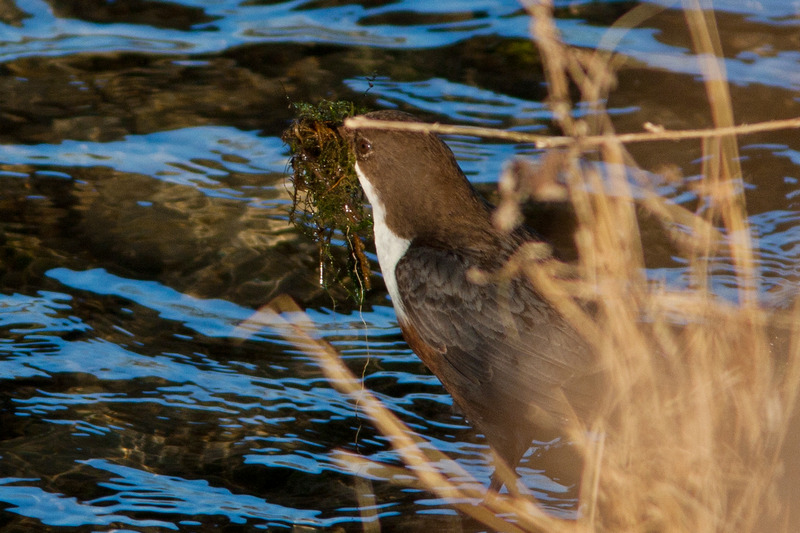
[355,163,412,321]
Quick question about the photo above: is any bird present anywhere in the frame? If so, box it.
[341,110,596,490]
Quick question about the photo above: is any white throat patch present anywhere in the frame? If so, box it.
[355,162,411,321]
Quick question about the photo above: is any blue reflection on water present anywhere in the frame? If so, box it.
[2,0,526,59]
[44,267,403,343]
[48,267,265,339]
[85,459,323,527]
[37,268,437,418]
[0,291,85,334]
[0,458,329,530]
[0,478,175,529]
[1,0,797,90]
[347,77,553,127]
[0,265,487,528]
[0,127,288,189]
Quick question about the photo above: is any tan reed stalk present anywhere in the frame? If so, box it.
[514,2,800,531]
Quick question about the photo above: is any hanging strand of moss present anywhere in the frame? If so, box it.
[282,100,373,301]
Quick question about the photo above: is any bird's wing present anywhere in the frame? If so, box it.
[394,243,593,429]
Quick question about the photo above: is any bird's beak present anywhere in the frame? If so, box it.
[337,124,354,152]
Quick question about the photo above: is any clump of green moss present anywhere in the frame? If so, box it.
[282,100,373,301]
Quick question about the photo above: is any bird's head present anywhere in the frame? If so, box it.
[341,110,491,243]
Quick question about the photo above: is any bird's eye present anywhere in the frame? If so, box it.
[356,137,372,157]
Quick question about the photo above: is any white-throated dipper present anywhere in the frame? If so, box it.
[342,110,595,489]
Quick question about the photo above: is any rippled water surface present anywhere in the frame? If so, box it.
[2,0,800,531]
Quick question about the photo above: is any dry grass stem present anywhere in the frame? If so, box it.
[342,115,800,149]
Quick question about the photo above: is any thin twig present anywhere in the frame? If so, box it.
[343,115,800,149]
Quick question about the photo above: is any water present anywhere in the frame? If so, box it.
[1,0,799,530]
